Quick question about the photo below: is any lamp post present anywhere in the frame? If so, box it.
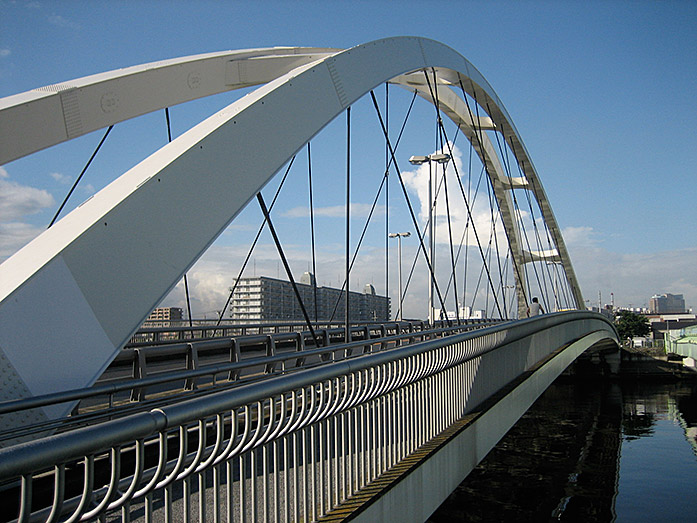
[409,153,450,324]
[389,231,410,321]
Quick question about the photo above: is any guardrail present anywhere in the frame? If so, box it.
[0,320,501,445]
[0,312,617,522]
[129,319,479,347]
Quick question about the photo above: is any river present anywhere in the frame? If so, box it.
[428,375,697,522]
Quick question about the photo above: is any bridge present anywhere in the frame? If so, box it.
[0,37,619,521]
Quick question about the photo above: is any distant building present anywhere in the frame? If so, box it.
[649,293,685,314]
[145,307,184,327]
[646,312,697,342]
[434,306,486,320]
[228,273,390,323]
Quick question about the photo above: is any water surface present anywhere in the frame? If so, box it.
[428,377,697,522]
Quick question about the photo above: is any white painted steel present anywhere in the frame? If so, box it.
[0,47,339,165]
[0,37,584,423]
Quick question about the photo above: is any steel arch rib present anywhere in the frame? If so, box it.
[0,37,583,426]
[0,46,340,165]
[393,79,532,317]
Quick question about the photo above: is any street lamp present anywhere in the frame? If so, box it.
[409,153,451,324]
[389,231,411,321]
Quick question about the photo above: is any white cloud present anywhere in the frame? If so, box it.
[401,143,514,250]
[0,49,10,58]
[0,222,45,259]
[50,172,72,185]
[283,203,385,219]
[0,168,54,260]
[567,241,697,311]
[0,172,54,221]
[562,226,598,248]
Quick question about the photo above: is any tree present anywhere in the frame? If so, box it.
[615,310,650,340]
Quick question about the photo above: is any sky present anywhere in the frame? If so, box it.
[1,0,695,318]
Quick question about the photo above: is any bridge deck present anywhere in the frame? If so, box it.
[0,312,617,522]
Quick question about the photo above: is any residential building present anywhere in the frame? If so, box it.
[145,307,184,327]
[228,273,390,323]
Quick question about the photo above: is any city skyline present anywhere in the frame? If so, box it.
[1,1,695,318]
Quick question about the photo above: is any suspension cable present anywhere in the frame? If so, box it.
[327,90,418,322]
[493,124,550,312]
[344,107,351,339]
[328,168,388,322]
[163,108,194,329]
[385,82,390,312]
[442,163,485,307]
[426,74,503,317]
[463,138,473,309]
[307,143,319,321]
[500,129,552,311]
[257,193,320,347]
[215,157,296,326]
[458,76,527,314]
[508,133,568,309]
[491,111,554,310]
[428,68,461,320]
[48,125,114,228]
[513,132,558,311]
[485,155,507,314]
[370,90,452,326]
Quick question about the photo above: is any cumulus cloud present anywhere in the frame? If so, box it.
[0,168,55,260]
[0,169,54,221]
[401,143,519,250]
[0,49,10,58]
[158,241,393,318]
[0,222,46,259]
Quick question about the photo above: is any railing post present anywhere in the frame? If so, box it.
[363,326,371,353]
[295,332,306,368]
[185,343,199,390]
[320,330,331,361]
[228,338,241,382]
[130,349,147,402]
[265,335,276,374]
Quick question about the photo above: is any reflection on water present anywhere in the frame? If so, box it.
[428,377,697,522]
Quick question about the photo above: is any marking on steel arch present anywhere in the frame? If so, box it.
[0,37,584,424]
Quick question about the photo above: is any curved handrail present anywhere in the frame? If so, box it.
[0,313,619,522]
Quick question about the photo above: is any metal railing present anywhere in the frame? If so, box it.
[0,312,615,522]
[128,319,481,347]
[0,320,500,444]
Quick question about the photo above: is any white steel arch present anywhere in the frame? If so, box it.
[0,37,583,426]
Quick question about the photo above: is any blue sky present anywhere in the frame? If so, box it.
[1,0,695,316]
